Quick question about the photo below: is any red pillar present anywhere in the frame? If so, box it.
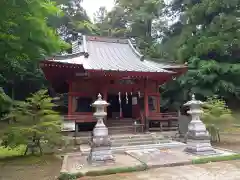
[68,81,73,116]
[157,94,160,113]
[144,79,149,130]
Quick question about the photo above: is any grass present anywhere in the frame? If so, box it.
[0,154,62,180]
[85,165,148,176]
[192,154,240,164]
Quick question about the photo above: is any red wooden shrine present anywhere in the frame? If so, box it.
[40,36,187,131]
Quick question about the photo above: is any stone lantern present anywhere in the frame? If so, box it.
[184,94,216,155]
[87,94,115,163]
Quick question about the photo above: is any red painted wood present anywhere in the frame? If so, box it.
[63,114,96,123]
[144,79,149,122]
[69,92,93,97]
[68,81,73,116]
[157,95,160,113]
[147,112,178,121]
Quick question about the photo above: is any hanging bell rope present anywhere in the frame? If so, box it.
[118,92,121,103]
[118,92,122,118]
[126,92,128,104]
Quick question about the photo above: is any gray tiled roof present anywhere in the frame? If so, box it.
[49,36,185,73]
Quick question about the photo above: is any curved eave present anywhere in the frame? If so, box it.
[40,60,84,69]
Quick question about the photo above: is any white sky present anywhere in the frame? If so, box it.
[82,0,115,21]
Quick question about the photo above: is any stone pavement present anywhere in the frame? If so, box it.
[125,147,235,168]
[82,160,240,180]
[61,153,142,174]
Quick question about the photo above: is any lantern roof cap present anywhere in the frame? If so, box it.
[91,93,109,107]
[184,94,204,106]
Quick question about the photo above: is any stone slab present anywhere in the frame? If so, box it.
[80,141,186,155]
[126,147,237,168]
[126,147,194,168]
[61,153,143,174]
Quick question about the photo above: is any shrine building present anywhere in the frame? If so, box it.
[40,36,187,132]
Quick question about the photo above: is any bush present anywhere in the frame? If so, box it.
[202,96,234,126]
[58,172,84,180]
[0,145,25,159]
[202,96,235,141]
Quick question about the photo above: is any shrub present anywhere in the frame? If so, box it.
[202,96,235,141]
[58,172,84,180]
[2,89,62,155]
[0,145,25,159]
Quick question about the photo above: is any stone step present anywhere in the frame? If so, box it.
[107,122,134,126]
[110,133,166,140]
[108,128,135,134]
[111,139,171,147]
[111,136,166,142]
[80,141,186,155]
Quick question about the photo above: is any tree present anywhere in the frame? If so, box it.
[115,0,167,55]
[0,88,12,118]
[1,89,62,155]
[95,6,130,37]
[51,0,97,43]
[116,0,165,38]
[159,0,240,109]
[0,0,68,101]
[94,6,108,24]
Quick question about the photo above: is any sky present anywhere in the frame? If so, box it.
[81,0,115,21]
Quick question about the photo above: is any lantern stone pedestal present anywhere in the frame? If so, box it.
[87,94,115,164]
[184,94,216,155]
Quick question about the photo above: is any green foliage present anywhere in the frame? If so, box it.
[0,87,12,117]
[202,96,235,126]
[0,0,68,102]
[160,0,240,105]
[202,96,235,141]
[58,172,84,180]
[0,145,25,159]
[192,154,240,164]
[52,0,97,41]
[2,89,62,152]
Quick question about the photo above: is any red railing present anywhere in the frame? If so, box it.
[147,112,179,121]
[63,114,97,122]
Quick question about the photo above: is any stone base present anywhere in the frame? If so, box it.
[184,147,217,156]
[185,138,217,156]
[87,146,115,164]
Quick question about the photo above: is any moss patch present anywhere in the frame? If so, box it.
[58,165,148,180]
[192,154,240,164]
[85,165,148,176]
